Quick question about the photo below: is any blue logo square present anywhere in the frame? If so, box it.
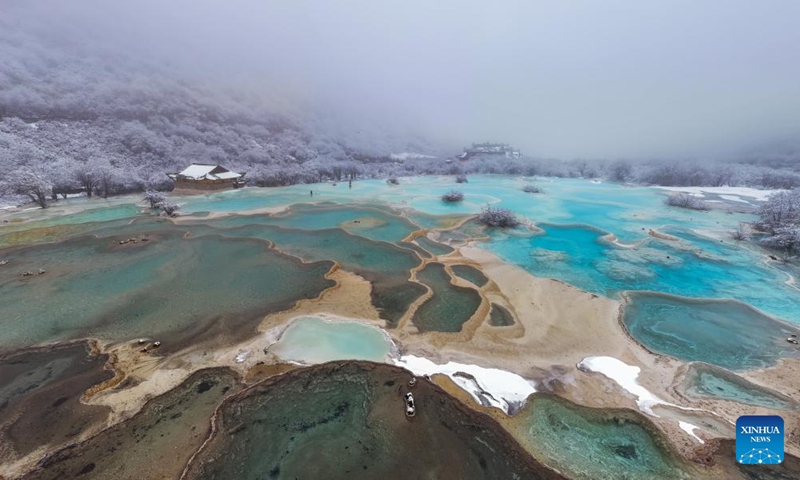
[736,415,784,464]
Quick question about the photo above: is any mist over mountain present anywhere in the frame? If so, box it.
[1,0,799,200]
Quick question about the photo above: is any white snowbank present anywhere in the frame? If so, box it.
[394,355,535,414]
[234,349,252,363]
[577,356,670,416]
[678,421,704,444]
[389,152,436,161]
[719,194,751,204]
[654,186,782,202]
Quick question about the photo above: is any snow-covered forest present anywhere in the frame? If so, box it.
[1,1,799,209]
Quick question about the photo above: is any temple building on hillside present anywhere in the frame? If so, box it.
[167,164,247,192]
[458,142,521,161]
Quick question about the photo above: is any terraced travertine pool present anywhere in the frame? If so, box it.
[2,175,799,480]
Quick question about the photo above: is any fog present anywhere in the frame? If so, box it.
[3,0,800,159]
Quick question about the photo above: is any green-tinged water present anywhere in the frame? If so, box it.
[682,363,796,410]
[413,262,483,333]
[184,221,426,325]
[0,227,334,351]
[0,342,112,460]
[209,203,420,244]
[269,316,392,364]
[184,362,560,480]
[23,368,240,480]
[513,395,697,480]
[451,264,489,287]
[415,235,455,256]
[622,292,800,370]
[489,303,515,326]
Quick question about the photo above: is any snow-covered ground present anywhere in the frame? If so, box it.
[389,152,436,161]
[654,185,782,202]
[394,355,536,414]
[577,356,670,415]
[678,421,704,443]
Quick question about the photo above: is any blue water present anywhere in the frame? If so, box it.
[682,363,796,409]
[623,292,800,370]
[4,175,798,371]
[486,223,800,323]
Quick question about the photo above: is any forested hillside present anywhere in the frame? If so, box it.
[1,2,798,207]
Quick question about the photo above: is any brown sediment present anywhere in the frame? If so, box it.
[649,228,680,241]
[171,205,289,222]
[0,341,114,477]
[20,368,242,480]
[694,438,800,479]
[243,362,298,383]
[82,349,125,400]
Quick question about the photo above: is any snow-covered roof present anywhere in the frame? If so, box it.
[175,164,243,181]
[214,171,241,180]
[179,164,217,179]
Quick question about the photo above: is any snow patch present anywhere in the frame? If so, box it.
[577,356,670,416]
[679,421,704,443]
[389,152,436,161]
[234,350,252,363]
[654,186,783,202]
[394,355,535,414]
[719,194,751,204]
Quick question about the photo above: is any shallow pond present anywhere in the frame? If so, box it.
[268,316,393,364]
[0,227,334,351]
[512,395,697,480]
[413,262,483,333]
[682,363,796,409]
[185,362,560,480]
[623,292,800,370]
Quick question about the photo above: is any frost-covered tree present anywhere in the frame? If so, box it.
[756,189,800,253]
[442,190,464,202]
[756,190,800,233]
[522,184,542,193]
[608,160,632,182]
[730,222,750,241]
[455,174,468,184]
[156,201,180,217]
[2,170,53,208]
[74,164,100,198]
[143,191,166,209]
[664,193,709,211]
[477,206,520,228]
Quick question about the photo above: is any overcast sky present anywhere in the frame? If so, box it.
[5,0,800,159]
